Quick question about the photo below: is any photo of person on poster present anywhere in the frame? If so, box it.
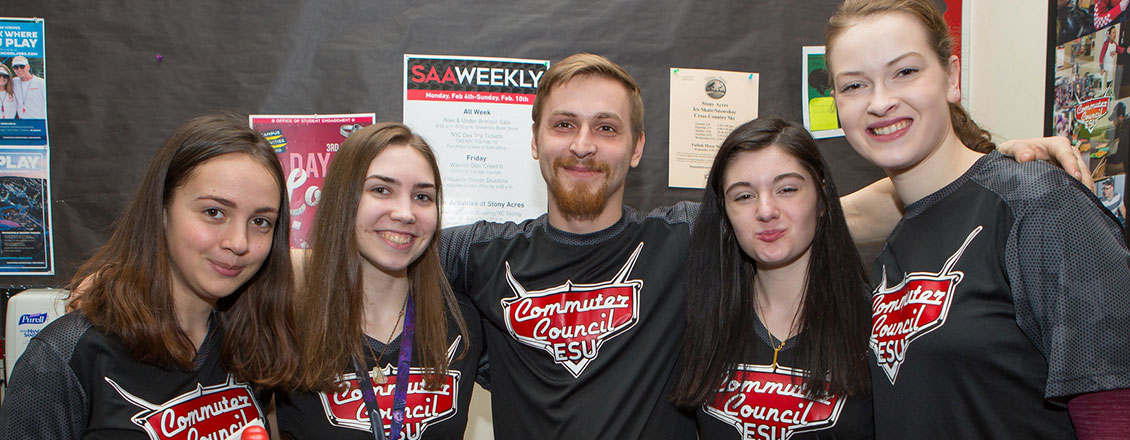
[1100,26,1127,87]
[1095,0,1130,30]
[10,55,45,120]
[0,65,14,119]
[1060,0,1097,44]
[1099,176,1127,224]
[1106,100,1128,175]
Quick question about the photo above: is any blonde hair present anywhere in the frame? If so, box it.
[531,53,645,141]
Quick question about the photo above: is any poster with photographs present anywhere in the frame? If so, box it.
[1049,0,1129,240]
[0,17,46,145]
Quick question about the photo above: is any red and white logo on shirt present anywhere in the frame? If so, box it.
[106,374,265,440]
[704,364,846,440]
[870,226,981,383]
[501,242,644,377]
[320,337,462,439]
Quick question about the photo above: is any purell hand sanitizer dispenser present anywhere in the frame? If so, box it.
[4,288,69,384]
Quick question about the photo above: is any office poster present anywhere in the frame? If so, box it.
[803,46,844,139]
[249,113,376,249]
[669,67,759,189]
[403,54,549,227]
[0,17,46,146]
[1049,1,1130,243]
[0,147,51,274]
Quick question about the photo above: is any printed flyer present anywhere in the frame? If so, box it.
[802,46,844,139]
[0,17,46,146]
[403,54,549,227]
[669,67,759,189]
[249,113,376,249]
[0,147,52,274]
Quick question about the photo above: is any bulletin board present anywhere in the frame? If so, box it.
[0,0,971,288]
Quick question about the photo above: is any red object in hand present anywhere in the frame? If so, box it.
[240,426,269,440]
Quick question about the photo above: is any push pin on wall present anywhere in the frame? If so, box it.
[156,53,163,62]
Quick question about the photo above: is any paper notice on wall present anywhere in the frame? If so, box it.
[669,67,758,189]
[403,54,549,227]
[0,146,52,274]
[0,17,46,146]
[802,46,844,139]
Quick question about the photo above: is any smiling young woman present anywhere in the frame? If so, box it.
[0,114,298,439]
[826,1,1130,438]
[276,123,479,440]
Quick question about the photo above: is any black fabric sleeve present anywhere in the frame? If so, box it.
[440,223,477,298]
[1007,182,1130,399]
[0,337,89,439]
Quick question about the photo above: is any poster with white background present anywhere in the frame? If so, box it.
[404,54,549,226]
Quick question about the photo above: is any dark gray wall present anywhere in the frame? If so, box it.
[1,0,886,289]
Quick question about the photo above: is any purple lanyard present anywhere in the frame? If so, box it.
[353,296,415,440]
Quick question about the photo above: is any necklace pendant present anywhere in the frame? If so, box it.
[374,369,388,384]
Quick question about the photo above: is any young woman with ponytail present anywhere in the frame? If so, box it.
[826,1,1130,438]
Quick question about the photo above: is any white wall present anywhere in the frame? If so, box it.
[466,384,493,439]
[966,0,1048,141]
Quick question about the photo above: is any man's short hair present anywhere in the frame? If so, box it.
[531,53,645,141]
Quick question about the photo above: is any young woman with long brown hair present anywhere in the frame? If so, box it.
[0,114,298,439]
[673,118,873,439]
[827,1,1130,438]
[275,123,479,440]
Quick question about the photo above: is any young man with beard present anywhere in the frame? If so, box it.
[440,53,1084,439]
[442,54,699,438]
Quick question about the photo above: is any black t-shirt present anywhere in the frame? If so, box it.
[696,319,873,440]
[275,298,482,440]
[441,203,699,439]
[0,311,267,440]
[868,152,1130,439]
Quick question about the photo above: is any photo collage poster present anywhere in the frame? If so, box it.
[1052,1,1130,234]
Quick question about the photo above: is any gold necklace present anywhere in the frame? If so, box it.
[368,294,409,384]
[769,336,787,372]
[754,282,793,372]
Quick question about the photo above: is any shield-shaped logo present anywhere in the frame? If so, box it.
[870,226,981,383]
[501,242,644,377]
[704,364,846,440]
[106,374,265,440]
[319,338,463,439]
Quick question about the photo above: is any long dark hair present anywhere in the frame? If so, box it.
[293,122,470,392]
[826,0,995,153]
[73,114,299,386]
[672,118,870,407]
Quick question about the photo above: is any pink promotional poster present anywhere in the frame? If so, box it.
[249,113,375,249]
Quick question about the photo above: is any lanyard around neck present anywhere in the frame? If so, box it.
[352,295,416,440]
